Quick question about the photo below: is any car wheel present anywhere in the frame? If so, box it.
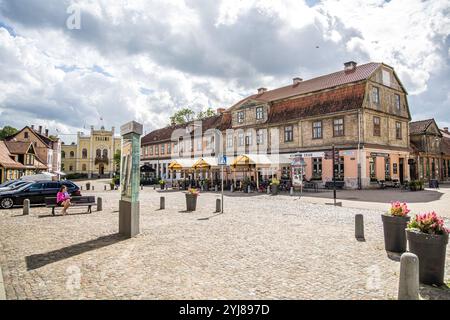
[0,197,14,209]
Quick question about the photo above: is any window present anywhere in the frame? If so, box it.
[29,183,44,191]
[333,118,344,137]
[245,132,252,146]
[256,107,263,120]
[196,138,202,151]
[149,146,153,155]
[312,158,322,180]
[312,121,322,139]
[334,157,344,181]
[61,151,65,159]
[238,133,245,146]
[284,126,293,142]
[256,130,264,145]
[102,149,108,158]
[395,122,402,139]
[372,87,380,105]
[96,149,101,158]
[82,164,87,171]
[69,165,74,172]
[394,94,400,111]
[24,132,29,139]
[70,151,75,158]
[161,144,165,155]
[82,148,88,159]
[227,135,233,148]
[370,157,376,182]
[373,117,381,136]
[237,111,244,123]
[167,143,171,154]
[385,158,391,180]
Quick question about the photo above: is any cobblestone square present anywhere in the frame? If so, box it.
[0,181,449,300]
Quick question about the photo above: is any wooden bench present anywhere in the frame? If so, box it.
[303,181,319,192]
[45,196,96,216]
[324,181,345,189]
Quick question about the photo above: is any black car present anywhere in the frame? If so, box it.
[0,180,81,209]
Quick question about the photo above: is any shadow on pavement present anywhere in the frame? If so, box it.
[25,233,127,270]
[420,284,450,300]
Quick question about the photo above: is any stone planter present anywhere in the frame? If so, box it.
[185,193,198,212]
[86,183,91,191]
[271,185,279,195]
[160,183,165,190]
[406,229,448,285]
[381,214,410,253]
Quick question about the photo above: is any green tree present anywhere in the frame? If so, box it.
[113,149,121,172]
[196,107,216,120]
[170,108,196,125]
[0,126,18,139]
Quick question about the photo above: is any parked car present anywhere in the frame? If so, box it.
[0,180,81,209]
[0,180,32,192]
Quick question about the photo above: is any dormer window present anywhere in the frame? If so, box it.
[237,111,245,123]
[256,107,263,120]
[394,94,400,111]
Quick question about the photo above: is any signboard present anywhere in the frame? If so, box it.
[370,152,390,158]
[218,155,227,166]
[289,152,324,158]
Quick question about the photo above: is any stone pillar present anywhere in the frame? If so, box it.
[23,199,30,215]
[160,196,165,210]
[398,253,420,300]
[104,185,107,191]
[355,214,365,241]
[216,199,221,213]
[97,197,102,211]
[290,187,294,196]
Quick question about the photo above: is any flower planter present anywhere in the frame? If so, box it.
[271,185,278,195]
[381,214,410,253]
[406,230,448,285]
[160,183,165,190]
[185,193,198,212]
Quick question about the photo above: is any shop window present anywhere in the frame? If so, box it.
[334,157,344,181]
[312,158,322,180]
[385,158,391,180]
[370,157,377,182]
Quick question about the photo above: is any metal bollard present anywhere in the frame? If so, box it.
[355,214,365,241]
[160,196,165,210]
[216,199,221,213]
[23,199,30,215]
[398,253,420,300]
[290,187,294,196]
[97,197,102,211]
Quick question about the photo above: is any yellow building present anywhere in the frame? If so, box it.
[61,126,121,178]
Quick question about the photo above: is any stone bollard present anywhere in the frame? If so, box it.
[215,185,218,192]
[248,185,251,193]
[23,199,30,215]
[160,196,165,210]
[92,186,95,191]
[81,185,83,191]
[97,197,102,211]
[231,185,234,192]
[355,214,365,241]
[104,185,107,191]
[141,185,143,190]
[290,187,294,196]
[267,186,270,195]
[153,185,156,190]
[216,199,221,213]
[398,253,420,300]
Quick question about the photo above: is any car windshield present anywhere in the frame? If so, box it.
[0,180,16,188]
[16,183,34,191]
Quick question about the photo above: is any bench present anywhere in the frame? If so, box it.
[45,196,96,215]
[303,181,319,192]
[325,181,345,189]
[378,179,400,189]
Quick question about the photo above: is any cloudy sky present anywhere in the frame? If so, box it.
[0,0,449,143]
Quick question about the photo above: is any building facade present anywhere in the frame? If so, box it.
[141,61,412,189]
[4,125,61,175]
[409,119,450,182]
[61,126,121,178]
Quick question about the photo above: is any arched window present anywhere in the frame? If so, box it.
[82,164,87,171]
[102,149,108,158]
[96,149,101,158]
[82,148,88,159]
[70,151,75,158]
[69,165,73,171]
[61,151,65,159]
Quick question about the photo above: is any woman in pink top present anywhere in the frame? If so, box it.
[56,185,71,215]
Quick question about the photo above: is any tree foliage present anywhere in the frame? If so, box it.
[0,126,18,139]
[169,107,216,125]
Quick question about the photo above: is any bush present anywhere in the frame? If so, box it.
[65,173,88,180]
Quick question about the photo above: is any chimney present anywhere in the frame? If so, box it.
[444,127,449,133]
[216,108,226,114]
[344,61,357,71]
[31,125,34,130]
[257,87,267,94]
[38,125,42,134]
[293,77,303,85]
[45,129,49,137]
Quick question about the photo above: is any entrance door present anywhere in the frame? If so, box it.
[399,158,404,184]
[99,164,105,176]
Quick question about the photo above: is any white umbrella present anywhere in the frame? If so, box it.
[20,172,56,181]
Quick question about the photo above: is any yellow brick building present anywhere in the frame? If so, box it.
[61,126,121,178]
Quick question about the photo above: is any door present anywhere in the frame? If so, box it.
[99,164,105,176]
[399,158,404,184]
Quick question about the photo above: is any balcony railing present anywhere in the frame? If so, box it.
[95,156,109,165]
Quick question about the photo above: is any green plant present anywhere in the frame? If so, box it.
[159,179,166,185]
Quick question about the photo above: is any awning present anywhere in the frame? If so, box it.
[192,158,211,170]
[168,158,197,170]
[231,154,291,168]
[53,170,67,176]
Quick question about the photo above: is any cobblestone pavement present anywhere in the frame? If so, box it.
[0,181,449,300]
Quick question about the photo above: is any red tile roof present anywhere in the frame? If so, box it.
[4,141,32,154]
[409,119,437,135]
[0,141,25,169]
[232,62,380,108]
